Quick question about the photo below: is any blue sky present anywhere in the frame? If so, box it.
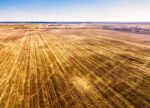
[0,0,150,21]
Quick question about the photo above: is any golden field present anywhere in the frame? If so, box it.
[0,24,150,108]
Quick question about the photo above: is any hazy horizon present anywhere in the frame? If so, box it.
[0,0,150,22]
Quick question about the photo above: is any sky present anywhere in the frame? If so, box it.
[0,0,150,22]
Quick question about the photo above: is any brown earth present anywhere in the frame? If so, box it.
[0,24,150,108]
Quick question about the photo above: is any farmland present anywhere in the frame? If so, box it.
[0,24,150,108]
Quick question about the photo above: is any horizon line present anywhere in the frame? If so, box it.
[0,21,150,24]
